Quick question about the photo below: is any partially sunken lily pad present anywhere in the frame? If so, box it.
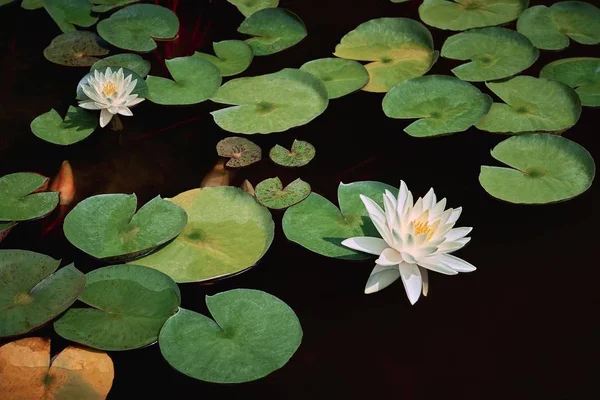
[383,75,492,137]
[63,194,187,260]
[91,53,151,78]
[194,40,253,77]
[334,18,437,93]
[227,0,278,17]
[441,27,539,82]
[43,31,109,67]
[132,187,274,283]
[216,137,262,168]
[31,106,97,145]
[0,250,85,338]
[282,181,398,259]
[269,139,315,167]
[0,173,59,222]
[238,8,307,56]
[300,58,369,99]
[91,0,139,12]
[54,265,180,351]
[159,289,302,383]
[44,0,98,33]
[476,76,582,134]
[77,66,148,100]
[211,68,328,134]
[540,58,600,107]
[255,178,311,210]
[480,133,595,204]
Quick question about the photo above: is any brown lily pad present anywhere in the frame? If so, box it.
[43,31,109,67]
[216,137,262,168]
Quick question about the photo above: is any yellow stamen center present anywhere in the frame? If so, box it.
[414,221,430,236]
[102,82,118,97]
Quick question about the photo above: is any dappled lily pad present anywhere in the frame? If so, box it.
[216,137,262,168]
[91,53,151,78]
[0,173,59,222]
[227,0,278,17]
[91,0,139,12]
[300,58,369,99]
[238,8,307,56]
[282,181,397,259]
[255,178,311,209]
[211,68,328,134]
[480,133,595,204]
[383,75,492,137]
[159,289,302,383]
[0,250,85,338]
[44,0,98,33]
[76,66,148,100]
[194,40,253,77]
[43,31,109,67]
[540,58,600,107]
[31,106,97,145]
[63,194,187,260]
[269,139,315,167]
[54,265,180,351]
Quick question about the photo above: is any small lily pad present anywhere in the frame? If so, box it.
[238,8,307,56]
[383,75,492,137]
[63,194,188,260]
[76,66,148,100]
[300,58,369,99]
[194,40,254,77]
[31,106,97,145]
[540,58,600,107]
[91,53,151,78]
[282,181,398,259]
[227,0,278,17]
[44,0,98,33]
[480,133,595,204]
[0,173,59,222]
[159,289,302,383]
[91,0,139,12]
[0,250,85,338]
[441,27,539,82]
[54,265,180,351]
[216,137,262,168]
[255,178,311,210]
[43,31,109,67]
[269,139,315,167]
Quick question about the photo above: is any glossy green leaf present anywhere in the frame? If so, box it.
[91,0,139,13]
[31,106,97,145]
[194,40,253,77]
[539,58,600,107]
[300,58,369,99]
[216,137,262,168]
[21,0,43,9]
[238,8,307,56]
[91,53,151,78]
[76,66,148,101]
[227,0,278,17]
[0,173,59,222]
[43,31,109,67]
[269,139,315,167]
[255,178,311,210]
[44,0,98,33]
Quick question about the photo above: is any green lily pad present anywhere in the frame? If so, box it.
[383,75,492,137]
[216,137,262,168]
[44,0,98,33]
[91,0,139,13]
[31,106,97,146]
[22,0,43,10]
[441,27,539,82]
[194,40,254,77]
[91,53,151,78]
[159,289,302,383]
[43,31,109,67]
[76,66,148,101]
[63,194,188,260]
[269,139,315,167]
[146,56,222,105]
[132,187,274,283]
[255,178,311,210]
[211,68,328,134]
[238,8,307,56]
[0,173,59,222]
[517,2,600,50]
[299,58,369,99]
[475,76,582,134]
[419,0,529,31]
[540,58,600,107]
[282,181,398,259]
[0,250,85,338]
[334,18,437,93]
[97,4,179,52]
[54,264,180,351]
[227,0,278,17]
[480,133,595,204]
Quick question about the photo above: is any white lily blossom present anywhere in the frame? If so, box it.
[78,67,145,128]
[342,181,475,305]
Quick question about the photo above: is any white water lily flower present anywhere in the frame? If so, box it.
[342,181,475,305]
[78,67,145,128]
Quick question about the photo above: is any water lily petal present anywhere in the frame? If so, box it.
[399,262,422,305]
[417,256,458,275]
[360,194,386,222]
[421,267,429,296]
[436,237,470,253]
[125,97,145,107]
[107,105,119,114]
[364,264,401,294]
[429,198,447,221]
[342,237,388,256]
[435,253,476,272]
[82,85,103,104]
[413,246,438,259]
[78,101,102,110]
[375,247,402,266]
[117,106,133,116]
[411,197,424,220]
[422,188,436,210]
[400,251,417,264]
[447,207,462,224]
[397,180,413,216]
[99,108,113,128]
[445,227,472,241]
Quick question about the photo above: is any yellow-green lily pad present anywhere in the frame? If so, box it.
[227,0,278,17]
[43,31,109,67]
[194,40,253,77]
[540,58,600,107]
[44,0,98,33]
[91,53,151,78]
[269,139,315,167]
[300,58,369,99]
[255,178,311,210]
[0,173,59,222]
[238,8,307,56]
[91,0,139,13]
[31,106,97,145]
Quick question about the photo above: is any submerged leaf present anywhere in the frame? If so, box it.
[540,58,600,107]
[200,159,234,188]
[31,106,97,145]
[238,8,307,56]
[300,58,369,99]
[44,0,98,33]
[255,177,311,209]
[269,139,315,167]
[227,0,278,17]
[50,160,76,206]
[216,136,262,168]
[0,173,59,222]
[43,31,109,67]
[91,53,151,78]
[194,40,254,77]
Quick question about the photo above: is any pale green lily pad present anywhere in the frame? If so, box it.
[54,264,180,351]
[91,0,139,13]
[22,0,43,9]
[76,66,148,101]
[269,139,315,167]
[44,0,98,33]
[146,56,222,105]
[441,27,539,82]
[300,58,369,99]
[238,8,307,56]
[540,58,600,107]
[334,18,437,93]
[216,137,262,168]
[480,133,595,204]
[211,68,328,134]
[0,250,85,338]
[419,0,529,31]
[255,178,311,210]
[476,76,581,133]
[31,106,97,145]
[227,0,278,17]
[517,2,600,50]
[97,4,179,52]
[63,194,188,260]
[43,31,109,67]
[132,187,274,283]
[194,40,253,77]
[159,289,302,383]
[91,53,151,78]
[282,181,398,259]
[0,173,59,222]
[383,75,492,137]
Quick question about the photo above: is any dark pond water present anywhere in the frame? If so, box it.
[0,0,597,399]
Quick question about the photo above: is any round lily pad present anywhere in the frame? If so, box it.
[334,18,437,93]
[63,194,188,260]
[54,265,181,351]
[382,75,492,137]
[159,289,302,384]
[97,4,179,52]
[76,66,148,100]
[132,187,275,283]
[540,58,600,107]
[211,68,328,134]
[91,0,139,12]
[91,53,151,78]
[299,58,369,99]
[216,136,262,168]
[194,40,254,77]
[44,0,98,33]
[282,181,398,259]
[480,133,595,204]
[238,8,307,56]
[441,27,539,82]
[43,31,109,67]
[255,178,311,210]
[269,139,315,167]
[476,76,582,134]
[146,56,222,105]
[0,173,59,222]
[31,106,97,145]
[227,0,278,17]
[0,250,85,338]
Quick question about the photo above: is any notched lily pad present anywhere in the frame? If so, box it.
[91,53,151,78]
[43,31,109,67]
[540,58,600,107]
[91,0,140,12]
[269,139,315,167]
[0,173,59,222]
[227,0,278,17]
[44,0,98,33]
[300,58,369,99]
[31,106,97,145]
[238,8,307,56]
[255,178,311,210]
[216,137,262,168]
[195,40,254,77]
